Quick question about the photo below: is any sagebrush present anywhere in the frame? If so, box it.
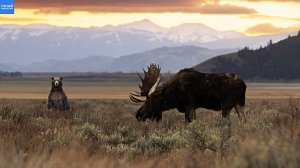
[0,98,299,168]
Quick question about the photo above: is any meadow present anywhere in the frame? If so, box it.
[0,76,299,168]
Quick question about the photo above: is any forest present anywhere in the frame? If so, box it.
[196,31,300,80]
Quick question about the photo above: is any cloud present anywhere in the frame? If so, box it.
[245,23,300,35]
[197,4,256,14]
[16,0,256,14]
[0,17,45,23]
[17,0,205,7]
[241,14,300,22]
[241,0,300,2]
[241,14,300,21]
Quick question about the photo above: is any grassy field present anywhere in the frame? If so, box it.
[0,77,300,167]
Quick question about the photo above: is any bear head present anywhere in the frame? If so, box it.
[51,77,63,90]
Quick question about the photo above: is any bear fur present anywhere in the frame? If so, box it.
[47,77,70,111]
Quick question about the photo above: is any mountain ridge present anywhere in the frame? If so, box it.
[12,45,235,73]
[194,32,300,80]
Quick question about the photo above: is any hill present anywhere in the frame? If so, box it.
[108,46,234,72]
[194,32,300,80]
[18,46,234,73]
[19,56,114,72]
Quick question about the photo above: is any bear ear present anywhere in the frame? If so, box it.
[60,77,63,80]
[51,77,54,80]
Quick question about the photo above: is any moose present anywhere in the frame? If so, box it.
[129,64,247,123]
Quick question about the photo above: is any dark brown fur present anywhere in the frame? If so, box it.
[135,68,247,123]
[47,77,70,111]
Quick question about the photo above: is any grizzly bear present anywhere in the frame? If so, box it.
[47,77,70,111]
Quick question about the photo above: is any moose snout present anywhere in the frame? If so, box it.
[136,111,148,121]
[136,116,143,121]
[136,115,147,122]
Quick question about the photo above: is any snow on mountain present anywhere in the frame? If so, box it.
[0,20,294,67]
[116,19,167,33]
[166,23,245,43]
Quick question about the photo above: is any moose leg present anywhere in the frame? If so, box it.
[234,104,246,121]
[221,107,231,119]
[185,105,196,123]
[221,98,235,119]
[155,112,162,121]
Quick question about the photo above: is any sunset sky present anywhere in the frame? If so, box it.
[0,0,299,35]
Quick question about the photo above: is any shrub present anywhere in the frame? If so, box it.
[33,117,52,132]
[104,126,138,146]
[231,139,300,168]
[186,121,218,152]
[74,123,102,144]
[146,130,185,155]
[10,109,27,124]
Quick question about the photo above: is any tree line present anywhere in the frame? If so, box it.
[0,71,22,77]
[210,31,300,80]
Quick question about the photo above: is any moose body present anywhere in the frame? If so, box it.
[130,65,246,123]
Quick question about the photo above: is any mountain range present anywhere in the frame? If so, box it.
[18,46,235,72]
[0,19,296,72]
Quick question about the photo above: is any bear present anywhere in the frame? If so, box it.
[47,77,71,111]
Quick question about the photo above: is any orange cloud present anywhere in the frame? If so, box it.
[0,17,45,23]
[241,14,300,22]
[242,0,300,2]
[245,23,300,35]
[197,4,256,14]
[16,0,256,14]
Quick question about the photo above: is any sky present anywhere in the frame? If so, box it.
[0,0,299,36]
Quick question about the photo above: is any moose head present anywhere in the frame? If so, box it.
[129,63,164,121]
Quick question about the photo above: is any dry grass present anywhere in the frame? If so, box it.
[0,98,300,168]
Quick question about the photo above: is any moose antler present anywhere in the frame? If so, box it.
[129,63,161,103]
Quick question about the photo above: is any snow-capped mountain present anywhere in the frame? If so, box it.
[114,20,245,43]
[165,23,244,43]
[0,22,174,65]
[116,19,167,33]
[0,19,295,68]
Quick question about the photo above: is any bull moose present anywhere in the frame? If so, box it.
[129,64,247,123]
